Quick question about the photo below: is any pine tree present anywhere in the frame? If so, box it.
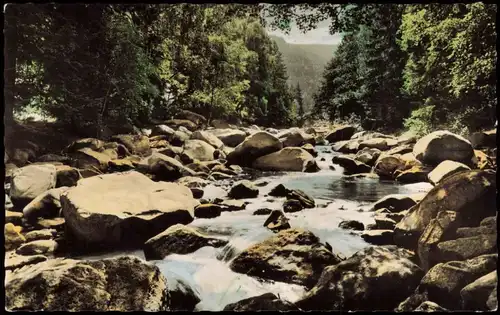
[295,82,305,119]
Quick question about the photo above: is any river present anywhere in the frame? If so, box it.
[76,145,433,311]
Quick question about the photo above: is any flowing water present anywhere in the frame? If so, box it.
[78,145,433,311]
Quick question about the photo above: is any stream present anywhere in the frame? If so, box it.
[76,145,433,311]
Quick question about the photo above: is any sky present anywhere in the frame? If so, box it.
[265,15,343,45]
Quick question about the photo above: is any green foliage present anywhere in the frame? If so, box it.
[403,104,436,137]
[7,4,297,134]
[400,3,497,132]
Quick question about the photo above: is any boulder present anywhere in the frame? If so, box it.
[61,171,199,248]
[278,128,315,147]
[455,225,496,238]
[385,144,414,156]
[149,136,170,149]
[55,165,80,187]
[185,162,210,174]
[394,170,496,249]
[194,204,223,219]
[16,239,58,256]
[263,210,291,232]
[358,138,398,151]
[219,199,248,211]
[354,149,381,165]
[34,217,65,231]
[5,252,48,271]
[143,224,227,260]
[22,187,69,222]
[325,126,356,143]
[25,229,56,242]
[394,166,430,183]
[165,119,197,131]
[286,189,315,208]
[253,147,320,172]
[209,172,233,180]
[469,129,496,149]
[417,210,461,271]
[5,256,169,311]
[374,216,397,230]
[460,271,497,310]
[331,155,371,174]
[253,208,273,215]
[223,293,299,311]
[268,184,289,197]
[150,125,175,137]
[338,220,364,231]
[109,134,151,156]
[296,246,423,311]
[190,130,224,149]
[283,199,303,213]
[5,223,26,251]
[405,254,497,310]
[361,230,395,245]
[434,233,497,263]
[175,110,207,126]
[487,286,498,311]
[414,301,448,312]
[428,160,471,186]
[10,164,57,208]
[230,228,342,288]
[70,148,110,172]
[211,119,232,129]
[6,211,23,226]
[137,152,195,181]
[227,132,282,166]
[332,140,360,153]
[374,155,406,179]
[228,180,259,199]
[413,130,474,165]
[181,140,215,162]
[472,149,494,170]
[167,278,201,311]
[37,154,71,164]
[301,143,318,157]
[66,138,105,153]
[207,129,247,147]
[371,194,417,213]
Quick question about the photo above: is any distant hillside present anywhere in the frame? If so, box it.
[270,35,338,113]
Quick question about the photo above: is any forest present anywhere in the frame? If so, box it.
[4,3,497,137]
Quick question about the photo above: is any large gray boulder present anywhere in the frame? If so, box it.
[206,128,247,147]
[10,164,57,208]
[252,147,320,172]
[394,170,496,249]
[110,134,151,156]
[427,160,471,185]
[5,256,169,311]
[61,171,199,248]
[143,224,227,260]
[190,130,224,149]
[277,128,315,147]
[296,246,424,311]
[137,152,195,181]
[325,126,356,143]
[413,130,474,165]
[230,228,342,288]
[181,139,215,162]
[227,131,282,166]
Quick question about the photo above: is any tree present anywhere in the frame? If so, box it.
[295,82,305,119]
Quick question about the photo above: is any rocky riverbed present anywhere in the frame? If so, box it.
[4,111,498,311]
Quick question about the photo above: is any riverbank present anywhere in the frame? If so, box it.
[4,111,498,311]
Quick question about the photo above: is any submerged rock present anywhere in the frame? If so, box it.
[268,184,290,197]
[5,256,169,311]
[228,180,259,199]
[143,224,227,260]
[338,220,364,231]
[263,210,291,232]
[230,228,342,288]
[283,199,303,213]
[296,246,423,311]
[286,189,315,209]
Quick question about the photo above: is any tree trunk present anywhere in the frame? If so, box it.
[4,5,18,132]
